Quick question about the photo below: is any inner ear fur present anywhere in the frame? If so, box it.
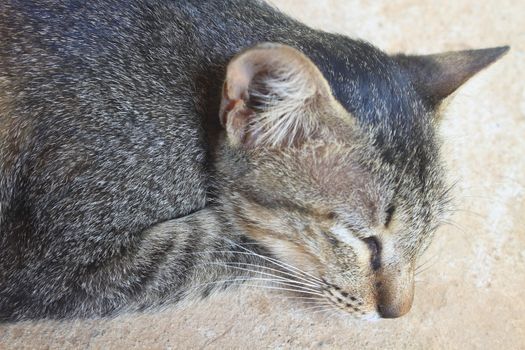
[219,43,334,148]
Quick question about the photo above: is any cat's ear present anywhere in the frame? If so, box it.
[219,43,333,148]
[394,46,509,107]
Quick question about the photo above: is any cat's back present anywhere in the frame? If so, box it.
[0,0,291,234]
[0,0,217,296]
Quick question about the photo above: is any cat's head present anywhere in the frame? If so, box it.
[216,42,507,319]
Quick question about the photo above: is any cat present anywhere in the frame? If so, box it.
[0,0,508,322]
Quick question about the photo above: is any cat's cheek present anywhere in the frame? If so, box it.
[318,269,378,317]
[255,235,324,278]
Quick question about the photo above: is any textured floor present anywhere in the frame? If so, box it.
[1,0,524,349]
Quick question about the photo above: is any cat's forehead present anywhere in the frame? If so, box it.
[302,36,434,162]
[311,44,440,189]
[296,142,387,196]
[250,141,390,206]
[304,36,426,119]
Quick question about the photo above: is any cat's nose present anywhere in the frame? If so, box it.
[375,267,415,319]
[377,298,412,318]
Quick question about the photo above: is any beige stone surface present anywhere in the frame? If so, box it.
[1,0,524,349]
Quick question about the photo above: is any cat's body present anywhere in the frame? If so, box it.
[0,0,507,321]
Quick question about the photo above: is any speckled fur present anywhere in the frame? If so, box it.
[0,0,505,321]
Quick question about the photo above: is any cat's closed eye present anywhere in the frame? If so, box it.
[363,236,381,270]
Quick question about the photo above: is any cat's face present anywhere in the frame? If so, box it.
[221,119,448,319]
[229,139,447,319]
[218,43,506,319]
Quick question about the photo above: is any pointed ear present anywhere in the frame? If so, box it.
[219,43,333,148]
[394,46,509,107]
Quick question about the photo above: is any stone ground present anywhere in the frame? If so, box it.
[1,0,524,349]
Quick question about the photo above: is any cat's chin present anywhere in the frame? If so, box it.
[359,312,381,322]
[340,309,381,322]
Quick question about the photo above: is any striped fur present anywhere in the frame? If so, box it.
[0,0,506,321]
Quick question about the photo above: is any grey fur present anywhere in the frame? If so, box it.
[0,0,506,321]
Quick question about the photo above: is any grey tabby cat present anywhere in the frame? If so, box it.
[0,0,507,321]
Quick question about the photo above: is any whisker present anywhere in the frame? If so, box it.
[416,250,441,277]
[329,309,347,322]
[415,264,436,276]
[187,249,324,286]
[221,237,326,284]
[190,277,291,291]
[266,294,326,307]
[201,262,323,294]
[221,261,322,288]
[237,283,327,298]
[441,220,470,235]
[280,296,326,302]
[416,253,440,271]
[449,208,484,218]
[311,306,337,316]
[298,300,333,306]
[301,303,334,313]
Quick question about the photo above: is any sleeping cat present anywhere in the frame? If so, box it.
[0,0,507,321]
